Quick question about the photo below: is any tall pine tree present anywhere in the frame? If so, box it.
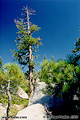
[12,6,42,97]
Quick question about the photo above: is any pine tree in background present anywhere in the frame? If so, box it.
[71,36,80,66]
[44,54,47,60]
[72,36,80,53]
[67,33,80,66]
[12,6,42,97]
[0,56,3,69]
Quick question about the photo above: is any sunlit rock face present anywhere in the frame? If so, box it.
[16,87,28,99]
[29,82,54,110]
[15,103,47,120]
[0,103,6,120]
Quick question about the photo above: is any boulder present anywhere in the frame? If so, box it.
[14,103,47,120]
[29,82,54,110]
[29,82,47,105]
[17,87,28,99]
[0,103,6,119]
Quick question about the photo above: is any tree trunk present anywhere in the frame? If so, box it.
[6,80,11,120]
[29,45,34,97]
[27,8,34,97]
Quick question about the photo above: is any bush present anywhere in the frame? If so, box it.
[40,58,80,115]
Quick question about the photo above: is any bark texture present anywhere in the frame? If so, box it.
[6,80,11,120]
[27,8,34,97]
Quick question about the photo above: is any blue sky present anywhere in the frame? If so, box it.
[0,0,80,70]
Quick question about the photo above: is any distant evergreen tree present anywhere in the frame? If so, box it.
[44,54,47,60]
[72,36,80,53]
[0,56,3,69]
[68,34,80,66]
[71,36,80,66]
[12,6,42,97]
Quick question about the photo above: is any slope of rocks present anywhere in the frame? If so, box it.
[29,82,54,110]
[15,82,54,120]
